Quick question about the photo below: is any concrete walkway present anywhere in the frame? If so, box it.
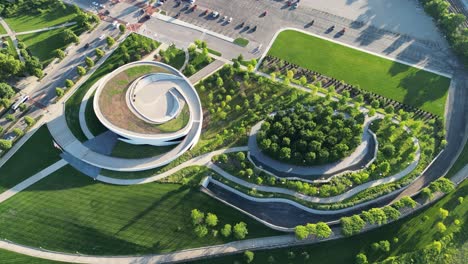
[0,159,67,203]
[154,12,235,42]
[0,17,23,62]
[14,22,77,36]
[188,59,226,84]
[96,146,248,185]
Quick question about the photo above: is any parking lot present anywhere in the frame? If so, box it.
[162,0,445,44]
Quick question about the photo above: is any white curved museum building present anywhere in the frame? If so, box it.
[93,61,203,147]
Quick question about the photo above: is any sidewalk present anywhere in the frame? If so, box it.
[0,159,67,204]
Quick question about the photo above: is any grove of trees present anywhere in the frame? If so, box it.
[257,103,363,165]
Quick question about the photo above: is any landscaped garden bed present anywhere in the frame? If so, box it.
[264,30,450,117]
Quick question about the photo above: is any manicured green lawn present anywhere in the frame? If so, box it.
[446,142,468,179]
[268,30,451,116]
[111,141,174,159]
[0,23,7,34]
[16,25,82,65]
[190,179,468,263]
[4,5,77,32]
[0,125,61,194]
[0,249,63,263]
[0,166,279,255]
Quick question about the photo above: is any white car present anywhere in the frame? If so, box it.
[228,17,233,23]
[99,34,106,40]
[212,11,219,18]
[189,0,196,4]
[100,4,105,9]
[222,16,227,21]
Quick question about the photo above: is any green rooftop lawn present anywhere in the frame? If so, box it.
[268,30,451,116]
[66,33,160,142]
[4,5,77,32]
[0,125,61,194]
[0,165,279,255]
[16,25,82,65]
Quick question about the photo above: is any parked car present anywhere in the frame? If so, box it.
[228,17,233,23]
[212,11,219,18]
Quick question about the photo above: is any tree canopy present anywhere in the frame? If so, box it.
[257,103,363,165]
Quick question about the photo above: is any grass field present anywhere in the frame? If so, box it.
[0,249,62,264]
[446,142,468,179]
[0,23,7,34]
[190,179,468,264]
[0,125,61,194]
[17,25,82,65]
[267,30,451,116]
[4,5,78,32]
[0,166,279,255]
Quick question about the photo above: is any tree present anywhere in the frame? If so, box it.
[77,66,87,76]
[62,29,78,44]
[355,253,368,264]
[0,83,15,99]
[378,240,391,252]
[0,139,12,150]
[382,206,400,221]
[216,77,224,87]
[421,187,433,200]
[119,24,126,33]
[24,116,35,127]
[382,144,395,157]
[362,208,387,225]
[299,75,307,86]
[294,225,309,240]
[236,152,246,161]
[244,251,254,263]
[54,49,65,60]
[436,222,446,233]
[85,57,94,68]
[341,215,366,236]
[233,222,248,239]
[106,36,116,47]
[438,208,449,220]
[95,48,105,59]
[65,79,74,88]
[191,209,205,225]
[384,105,394,114]
[13,128,23,137]
[0,53,22,79]
[315,222,332,239]
[220,224,232,237]
[194,225,208,238]
[55,87,65,98]
[0,98,11,108]
[205,213,218,227]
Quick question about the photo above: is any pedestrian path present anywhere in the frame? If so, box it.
[0,17,23,62]
[0,159,67,204]
[14,22,77,36]
[188,59,226,84]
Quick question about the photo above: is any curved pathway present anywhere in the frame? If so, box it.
[48,61,203,172]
